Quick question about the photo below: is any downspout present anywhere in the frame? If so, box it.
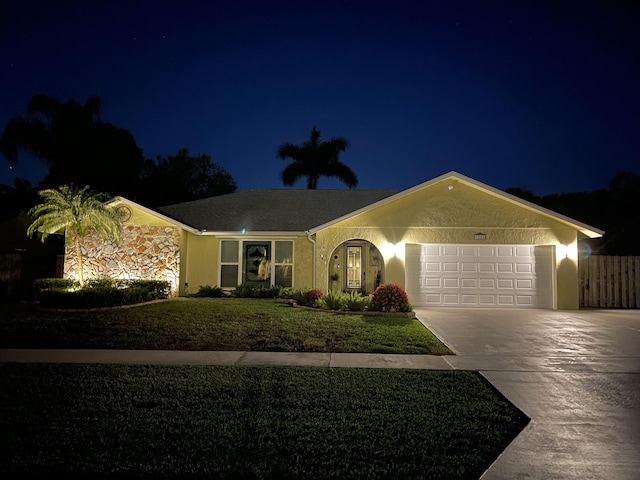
[307,232,316,289]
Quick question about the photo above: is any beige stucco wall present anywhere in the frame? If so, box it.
[314,178,582,309]
[179,234,315,295]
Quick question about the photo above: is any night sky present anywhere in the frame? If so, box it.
[1,0,638,196]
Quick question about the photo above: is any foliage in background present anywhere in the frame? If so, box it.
[138,148,237,207]
[370,283,412,312]
[27,185,122,287]
[0,94,143,197]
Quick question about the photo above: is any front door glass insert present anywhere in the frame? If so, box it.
[346,246,362,289]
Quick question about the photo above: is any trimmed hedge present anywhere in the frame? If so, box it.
[232,284,284,298]
[34,279,171,309]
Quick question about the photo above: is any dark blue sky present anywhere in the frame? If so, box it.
[1,0,638,196]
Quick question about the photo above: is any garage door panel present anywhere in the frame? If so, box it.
[478,278,496,288]
[478,246,495,256]
[406,244,553,308]
[497,295,515,306]
[516,263,532,273]
[516,279,533,289]
[461,295,478,305]
[498,263,513,272]
[460,278,477,288]
[516,246,533,256]
[479,295,497,305]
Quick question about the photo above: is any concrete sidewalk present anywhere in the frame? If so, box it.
[0,348,453,370]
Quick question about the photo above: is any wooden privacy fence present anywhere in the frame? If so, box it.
[579,255,640,308]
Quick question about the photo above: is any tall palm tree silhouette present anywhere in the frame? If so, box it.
[1,94,142,196]
[277,126,358,189]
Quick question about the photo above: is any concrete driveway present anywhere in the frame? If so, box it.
[414,308,640,480]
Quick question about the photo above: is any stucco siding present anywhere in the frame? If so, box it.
[183,234,217,295]
[293,236,315,289]
[313,178,582,308]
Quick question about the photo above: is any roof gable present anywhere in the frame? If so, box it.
[309,171,604,238]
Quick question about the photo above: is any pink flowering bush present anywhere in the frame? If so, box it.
[370,284,411,312]
[302,289,324,306]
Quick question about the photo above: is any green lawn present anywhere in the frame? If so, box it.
[0,297,452,354]
[0,363,529,479]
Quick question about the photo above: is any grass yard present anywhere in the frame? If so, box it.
[0,363,529,479]
[0,297,452,354]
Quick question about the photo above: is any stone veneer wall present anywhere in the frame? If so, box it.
[64,225,180,292]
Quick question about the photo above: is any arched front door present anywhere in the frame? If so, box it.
[328,240,383,294]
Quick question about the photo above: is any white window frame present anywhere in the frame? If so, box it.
[218,239,294,289]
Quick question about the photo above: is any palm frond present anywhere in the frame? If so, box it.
[27,185,121,244]
[0,117,51,163]
[27,94,62,118]
[323,162,358,188]
[281,162,310,187]
[277,143,302,160]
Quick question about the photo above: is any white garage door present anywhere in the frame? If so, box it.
[405,244,553,308]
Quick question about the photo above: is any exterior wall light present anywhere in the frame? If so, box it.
[556,243,577,260]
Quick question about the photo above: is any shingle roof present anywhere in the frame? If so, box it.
[158,189,397,232]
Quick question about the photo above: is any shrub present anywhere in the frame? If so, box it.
[35,279,170,309]
[370,284,411,312]
[232,284,283,298]
[127,280,171,299]
[192,285,224,298]
[282,288,309,303]
[322,289,346,310]
[33,278,79,293]
[344,291,370,311]
[301,289,323,306]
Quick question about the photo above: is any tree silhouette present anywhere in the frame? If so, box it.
[277,126,358,189]
[0,94,143,197]
[27,185,121,287]
[138,148,237,206]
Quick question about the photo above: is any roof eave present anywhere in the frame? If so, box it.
[109,196,201,234]
[309,171,605,238]
[198,230,308,237]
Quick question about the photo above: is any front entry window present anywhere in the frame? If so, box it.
[244,242,271,284]
[346,246,362,289]
[219,239,294,289]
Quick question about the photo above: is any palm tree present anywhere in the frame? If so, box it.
[277,126,358,189]
[0,94,143,197]
[27,185,122,287]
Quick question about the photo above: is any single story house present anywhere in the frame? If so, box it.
[64,171,604,309]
